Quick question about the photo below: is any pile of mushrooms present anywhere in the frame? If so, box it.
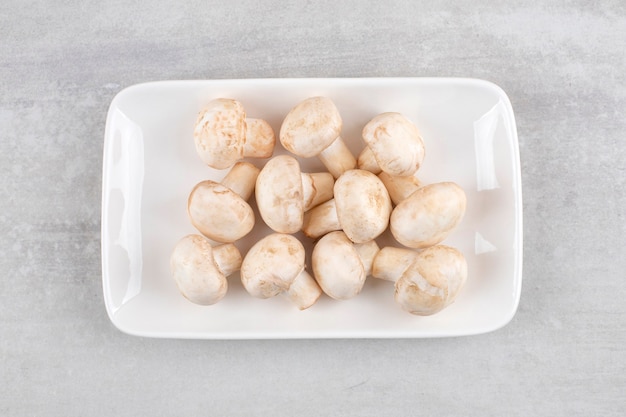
[170,96,468,315]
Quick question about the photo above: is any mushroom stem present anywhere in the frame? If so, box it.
[318,136,357,179]
[353,240,380,277]
[243,118,275,158]
[372,246,418,282]
[357,147,382,174]
[302,199,341,239]
[301,172,335,211]
[212,243,243,277]
[220,161,260,201]
[284,270,322,310]
[378,172,422,206]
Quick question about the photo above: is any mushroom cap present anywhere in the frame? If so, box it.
[255,155,304,234]
[170,235,228,305]
[243,118,276,158]
[279,96,342,158]
[187,180,255,243]
[311,231,366,300]
[362,112,425,177]
[334,169,392,243]
[193,98,246,169]
[390,182,466,249]
[394,245,467,315]
[240,233,306,298]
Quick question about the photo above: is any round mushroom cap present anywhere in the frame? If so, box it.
[279,96,342,158]
[240,233,306,298]
[394,245,467,315]
[255,155,304,234]
[362,112,425,177]
[193,98,246,169]
[390,182,466,249]
[334,169,392,243]
[188,180,255,243]
[170,235,228,305]
[312,231,366,300]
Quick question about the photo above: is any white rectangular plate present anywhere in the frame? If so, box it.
[102,78,522,339]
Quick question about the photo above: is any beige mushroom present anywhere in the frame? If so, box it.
[279,96,356,178]
[194,98,275,169]
[255,155,334,234]
[188,162,259,243]
[372,245,468,315]
[311,231,380,300]
[302,169,392,243]
[377,172,423,206]
[357,112,425,177]
[390,181,466,249]
[240,233,322,310]
[170,234,242,305]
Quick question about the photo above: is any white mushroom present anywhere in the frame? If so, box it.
[377,172,422,206]
[311,231,380,300]
[188,162,259,243]
[390,181,466,249]
[170,234,242,305]
[280,96,356,178]
[372,245,468,315]
[240,233,322,310]
[357,112,425,177]
[194,98,275,169]
[255,155,334,234]
[302,169,392,243]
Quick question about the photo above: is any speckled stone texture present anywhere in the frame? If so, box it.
[1,1,625,415]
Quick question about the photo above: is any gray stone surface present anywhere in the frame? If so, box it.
[1,1,625,415]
